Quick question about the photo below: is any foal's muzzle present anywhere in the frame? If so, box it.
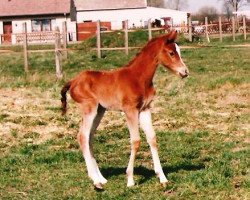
[179,69,189,79]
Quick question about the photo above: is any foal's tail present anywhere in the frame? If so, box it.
[61,81,71,115]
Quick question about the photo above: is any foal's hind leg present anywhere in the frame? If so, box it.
[89,105,107,185]
[77,103,104,188]
[139,109,168,185]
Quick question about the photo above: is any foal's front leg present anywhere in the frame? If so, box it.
[139,109,168,185]
[124,109,140,187]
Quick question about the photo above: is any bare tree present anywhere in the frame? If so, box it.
[219,0,247,12]
[147,0,165,7]
[147,0,188,10]
[165,0,189,10]
[222,1,233,20]
[193,6,219,22]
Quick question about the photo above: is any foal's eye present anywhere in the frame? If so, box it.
[169,52,175,57]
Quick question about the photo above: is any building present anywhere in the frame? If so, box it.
[0,0,189,44]
[0,0,77,44]
[74,0,188,40]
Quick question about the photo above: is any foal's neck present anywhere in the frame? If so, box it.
[128,41,160,86]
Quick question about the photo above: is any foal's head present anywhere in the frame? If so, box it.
[158,31,189,78]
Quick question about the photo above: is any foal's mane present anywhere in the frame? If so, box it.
[124,36,163,68]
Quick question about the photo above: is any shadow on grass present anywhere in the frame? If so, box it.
[101,162,205,185]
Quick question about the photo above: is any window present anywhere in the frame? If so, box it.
[31,19,54,32]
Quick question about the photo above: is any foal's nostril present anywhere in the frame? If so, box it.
[185,69,189,75]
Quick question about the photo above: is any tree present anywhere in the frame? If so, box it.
[147,0,165,7]
[222,1,233,20]
[147,0,188,10]
[165,0,189,10]
[193,6,219,23]
[219,0,248,12]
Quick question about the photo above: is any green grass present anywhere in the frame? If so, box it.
[0,34,249,199]
[0,131,249,199]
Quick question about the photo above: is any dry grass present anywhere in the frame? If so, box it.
[0,45,249,199]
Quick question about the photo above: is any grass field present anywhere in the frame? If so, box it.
[0,36,249,199]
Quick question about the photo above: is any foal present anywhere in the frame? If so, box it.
[61,31,189,189]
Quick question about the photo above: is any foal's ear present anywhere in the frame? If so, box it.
[165,30,177,44]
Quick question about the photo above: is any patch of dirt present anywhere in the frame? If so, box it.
[224,44,250,48]
[0,88,63,142]
[216,92,249,107]
[0,84,249,150]
[190,83,249,135]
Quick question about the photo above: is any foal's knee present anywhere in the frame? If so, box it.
[131,139,140,152]
[147,136,157,149]
[77,133,85,150]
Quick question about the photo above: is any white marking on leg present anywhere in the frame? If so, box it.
[125,110,140,187]
[92,159,107,184]
[89,106,107,184]
[79,108,101,185]
[139,109,168,184]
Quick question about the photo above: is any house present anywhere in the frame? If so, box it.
[74,0,188,40]
[0,0,77,44]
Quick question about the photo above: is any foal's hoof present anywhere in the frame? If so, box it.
[94,183,104,191]
[100,178,108,184]
[161,180,170,187]
[127,179,135,187]
[127,182,135,187]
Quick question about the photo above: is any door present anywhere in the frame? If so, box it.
[3,21,12,43]
[77,22,111,41]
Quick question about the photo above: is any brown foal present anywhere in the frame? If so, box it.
[61,30,189,189]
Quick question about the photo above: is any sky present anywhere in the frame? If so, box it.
[186,0,250,13]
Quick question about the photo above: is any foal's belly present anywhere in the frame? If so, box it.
[99,101,122,111]
[98,94,123,111]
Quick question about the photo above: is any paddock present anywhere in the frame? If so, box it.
[0,43,249,198]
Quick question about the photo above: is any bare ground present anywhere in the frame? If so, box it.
[0,83,249,150]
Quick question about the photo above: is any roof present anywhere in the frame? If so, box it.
[0,0,71,17]
[74,0,147,11]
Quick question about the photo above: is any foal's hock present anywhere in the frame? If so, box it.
[61,31,189,189]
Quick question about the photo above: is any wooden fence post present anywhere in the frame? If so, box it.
[62,21,68,59]
[22,22,28,72]
[148,18,152,41]
[188,15,192,42]
[232,16,235,41]
[219,16,223,42]
[205,17,210,43]
[124,20,129,55]
[243,15,247,40]
[170,18,173,31]
[96,20,101,58]
[55,26,62,79]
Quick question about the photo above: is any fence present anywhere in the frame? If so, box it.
[95,16,250,58]
[10,22,67,79]
[0,16,249,77]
